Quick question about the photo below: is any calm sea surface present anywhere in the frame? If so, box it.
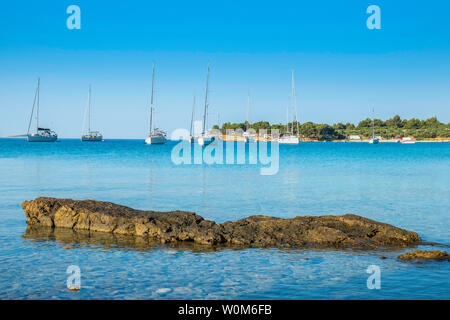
[0,139,449,299]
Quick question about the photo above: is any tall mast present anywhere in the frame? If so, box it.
[286,105,289,133]
[291,70,299,135]
[88,84,91,133]
[27,78,39,135]
[150,63,155,135]
[372,108,375,139]
[246,91,250,131]
[190,95,195,137]
[36,78,40,133]
[202,62,210,134]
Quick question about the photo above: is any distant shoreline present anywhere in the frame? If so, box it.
[1,136,450,143]
[303,138,450,143]
[220,135,450,143]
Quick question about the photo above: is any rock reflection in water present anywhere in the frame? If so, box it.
[22,225,226,252]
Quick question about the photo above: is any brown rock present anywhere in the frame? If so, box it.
[68,286,80,292]
[21,197,422,249]
[398,250,449,261]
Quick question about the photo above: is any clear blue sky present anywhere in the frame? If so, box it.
[1,0,449,138]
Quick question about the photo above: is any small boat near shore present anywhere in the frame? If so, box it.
[145,63,167,145]
[81,85,103,142]
[198,134,216,146]
[278,105,299,144]
[368,108,379,144]
[243,92,257,143]
[401,137,416,144]
[27,78,58,142]
[278,133,300,144]
[278,70,299,145]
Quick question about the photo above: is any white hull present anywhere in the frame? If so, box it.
[145,135,167,144]
[198,136,215,146]
[82,136,103,142]
[278,136,299,144]
[27,134,57,142]
[243,136,257,143]
[401,137,416,144]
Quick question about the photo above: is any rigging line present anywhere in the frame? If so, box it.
[27,80,39,135]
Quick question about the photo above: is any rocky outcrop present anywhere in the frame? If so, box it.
[398,250,449,261]
[21,197,421,249]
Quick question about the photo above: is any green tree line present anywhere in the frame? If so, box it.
[213,115,450,140]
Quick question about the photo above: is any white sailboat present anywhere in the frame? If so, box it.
[198,62,216,146]
[81,85,103,141]
[368,109,379,144]
[243,92,257,143]
[278,70,299,145]
[188,95,196,143]
[145,63,167,145]
[27,78,58,142]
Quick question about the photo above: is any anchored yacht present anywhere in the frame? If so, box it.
[278,70,300,145]
[27,78,58,142]
[81,85,103,141]
[188,95,196,143]
[145,63,167,145]
[198,62,216,146]
[401,137,416,144]
[368,109,379,144]
[278,132,300,144]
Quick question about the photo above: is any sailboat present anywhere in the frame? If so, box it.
[198,62,216,146]
[145,63,167,145]
[368,109,379,144]
[278,70,300,145]
[81,85,103,141]
[27,78,58,142]
[188,96,196,143]
[243,92,257,143]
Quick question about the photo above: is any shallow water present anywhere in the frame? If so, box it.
[0,139,449,299]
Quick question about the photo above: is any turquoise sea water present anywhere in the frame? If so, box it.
[0,139,449,299]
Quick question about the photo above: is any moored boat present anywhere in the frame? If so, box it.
[198,135,216,146]
[28,128,58,142]
[145,133,167,144]
[278,133,300,144]
[145,63,167,145]
[81,85,103,141]
[82,131,103,142]
[368,108,379,144]
[278,70,300,145]
[27,78,58,142]
[198,62,216,146]
[401,137,416,144]
[188,96,196,143]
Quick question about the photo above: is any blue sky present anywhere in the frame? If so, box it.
[1,0,449,138]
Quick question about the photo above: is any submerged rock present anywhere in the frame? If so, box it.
[21,197,421,249]
[398,250,449,261]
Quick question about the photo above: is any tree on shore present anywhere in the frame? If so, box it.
[215,115,450,140]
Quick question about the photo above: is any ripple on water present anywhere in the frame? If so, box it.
[0,140,449,299]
